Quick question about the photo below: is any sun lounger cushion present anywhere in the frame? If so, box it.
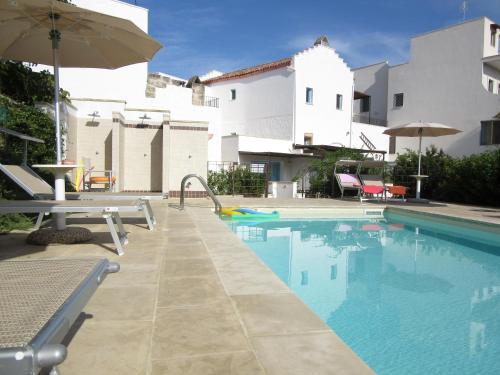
[388,185,407,196]
[362,185,385,195]
[337,173,360,187]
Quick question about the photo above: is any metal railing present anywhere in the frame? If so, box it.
[180,174,222,214]
[352,113,387,127]
[204,96,220,108]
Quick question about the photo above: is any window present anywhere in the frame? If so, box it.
[230,89,236,100]
[304,133,313,145]
[330,265,337,280]
[488,79,494,92]
[360,96,370,112]
[491,29,497,47]
[301,271,309,286]
[336,94,343,110]
[480,120,500,145]
[306,87,313,104]
[394,93,404,108]
[250,161,266,173]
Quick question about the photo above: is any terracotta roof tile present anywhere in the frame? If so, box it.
[202,57,292,84]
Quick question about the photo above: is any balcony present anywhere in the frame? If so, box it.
[204,96,220,108]
[352,113,387,127]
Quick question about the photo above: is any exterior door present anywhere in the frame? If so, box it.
[269,161,281,181]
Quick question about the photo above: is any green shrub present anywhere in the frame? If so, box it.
[208,166,267,196]
[393,147,500,206]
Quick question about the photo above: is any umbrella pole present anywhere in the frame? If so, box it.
[50,22,66,230]
[50,29,62,165]
[416,130,422,200]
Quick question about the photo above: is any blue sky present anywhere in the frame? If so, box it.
[128,0,500,79]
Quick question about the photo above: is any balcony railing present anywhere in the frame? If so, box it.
[352,113,387,127]
[204,96,220,108]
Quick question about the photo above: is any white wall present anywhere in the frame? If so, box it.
[388,17,500,156]
[207,68,295,153]
[350,122,390,152]
[293,45,354,147]
[353,62,389,123]
[55,0,150,105]
[220,135,296,162]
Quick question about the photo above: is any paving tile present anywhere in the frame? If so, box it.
[60,319,152,375]
[85,285,156,321]
[157,275,227,308]
[209,251,262,269]
[164,242,209,260]
[166,236,204,246]
[152,301,249,359]
[251,332,374,375]
[218,268,289,296]
[163,258,216,278]
[100,263,160,288]
[151,352,264,375]
[233,293,329,336]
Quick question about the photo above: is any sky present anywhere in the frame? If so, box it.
[126,0,500,79]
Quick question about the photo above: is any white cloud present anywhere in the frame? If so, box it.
[285,31,410,68]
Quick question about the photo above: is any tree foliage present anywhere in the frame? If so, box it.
[393,146,500,206]
[0,60,71,231]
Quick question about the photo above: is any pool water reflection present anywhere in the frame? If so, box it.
[229,213,500,375]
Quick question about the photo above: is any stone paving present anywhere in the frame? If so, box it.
[1,198,499,374]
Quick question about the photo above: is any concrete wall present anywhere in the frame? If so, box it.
[353,62,389,123]
[293,45,354,147]
[387,17,500,156]
[164,121,209,197]
[120,126,163,191]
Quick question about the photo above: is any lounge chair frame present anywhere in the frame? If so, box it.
[357,160,387,202]
[0,259,119,374]
[0,200,151,255]
[0,163,161,226]
[333,160,362,199]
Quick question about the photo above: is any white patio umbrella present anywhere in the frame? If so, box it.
[0,0,162,229]
[383,122,462,200]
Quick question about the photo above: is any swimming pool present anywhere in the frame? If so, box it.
[229,210,500,375]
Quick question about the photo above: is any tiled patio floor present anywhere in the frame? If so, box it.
[1,198,499,374]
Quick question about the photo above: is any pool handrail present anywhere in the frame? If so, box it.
[180,174,222,214]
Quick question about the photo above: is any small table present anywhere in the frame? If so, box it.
[409,175,429,203]
[32,164,81,230]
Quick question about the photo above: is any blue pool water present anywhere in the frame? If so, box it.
[229,212,500,374]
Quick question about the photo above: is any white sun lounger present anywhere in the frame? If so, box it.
[0,164,161,226]
[0,258,119,374]
[0,200,151,255]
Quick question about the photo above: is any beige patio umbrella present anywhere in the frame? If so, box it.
[383,122,462,200]
[0,0,162,164]
[0,0,162,230]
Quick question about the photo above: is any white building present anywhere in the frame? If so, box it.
[355,17,500,157]
[202,37,389,185]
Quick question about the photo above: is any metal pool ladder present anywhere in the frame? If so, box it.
[180,174,222,214]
